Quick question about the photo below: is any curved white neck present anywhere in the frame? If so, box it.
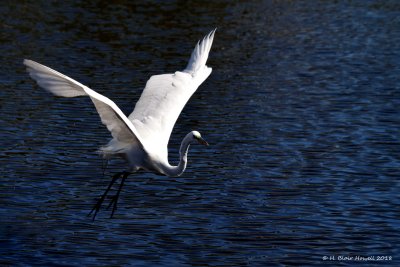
[160,132,193,176]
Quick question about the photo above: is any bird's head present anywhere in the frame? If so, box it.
[191,131,209,146]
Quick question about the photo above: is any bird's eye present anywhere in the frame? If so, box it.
[193,132,201,139]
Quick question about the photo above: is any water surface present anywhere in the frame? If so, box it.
[1,1,399,266]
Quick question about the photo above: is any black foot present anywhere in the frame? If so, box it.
[106,172,129,218]
[88,171,129,220]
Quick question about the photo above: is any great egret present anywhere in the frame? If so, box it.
[24,29,216,219]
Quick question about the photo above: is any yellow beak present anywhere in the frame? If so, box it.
[198,137,209,146]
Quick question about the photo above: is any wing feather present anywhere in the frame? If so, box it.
[23,59,144,147]
[128,29,216,150]
[184,29,216,76]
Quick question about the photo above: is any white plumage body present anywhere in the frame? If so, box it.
[24,29,215,177]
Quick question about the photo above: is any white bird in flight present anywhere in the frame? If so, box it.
[24,29,216,219]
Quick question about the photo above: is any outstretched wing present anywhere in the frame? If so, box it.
[128,29,216,150]
[23,59,145,148]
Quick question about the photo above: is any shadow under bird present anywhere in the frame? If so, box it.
[24,29,216,219]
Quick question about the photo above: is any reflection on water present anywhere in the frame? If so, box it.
[1,1,400,266]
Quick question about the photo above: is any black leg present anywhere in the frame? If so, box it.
[107,171,129,218]
[88,171,124,220]
[101,159,108,177]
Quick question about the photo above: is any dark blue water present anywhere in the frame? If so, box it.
[1,1,399,266]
